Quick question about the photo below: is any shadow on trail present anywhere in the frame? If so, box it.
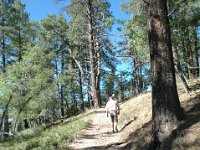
[119,120,134,132]
[69,82,200,150]
[119,121,152,150]
[72,121,152,150]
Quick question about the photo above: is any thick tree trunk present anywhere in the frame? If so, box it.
[96,42,101,106]
[87,0,100,108]
[147,0,186,149]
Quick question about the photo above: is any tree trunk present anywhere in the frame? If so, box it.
[86,63,92,109]
[79,70,85,111]
[18,25,23,61]
[147,0,186,149]
[172,46,190,93]
[181,40,189,79]
[133,47,139,94]
[194,27,199,77]
[0,95,13,138]
[130,78,134,97]
[0,19,9,139]
[60,85,65,117]
[132,56,137,96]
[96,41,101,106]
[139,59,143,92]
[188,35,196,79]
[24,119,30,129]
[13,97,32,132]
[60,48,65,117]
[87,0,100,108]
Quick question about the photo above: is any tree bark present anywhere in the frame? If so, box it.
[96,41,101,106]
[13,97,32,132]
[0,95,13,134]
[18,25,23,61]
[60,48,65,117]
[181,39,189,79]
[188,35,195,79]
[194,27,199,77]
[86,63,92,109]
[79,70,85,111]
[172,46,190,93]
[146,0,186,149]
[87,0,100,108]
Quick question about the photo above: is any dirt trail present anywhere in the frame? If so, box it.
[68,109,128,150]
[68,80,200,150]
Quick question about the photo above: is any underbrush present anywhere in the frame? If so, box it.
[0,113,92,150]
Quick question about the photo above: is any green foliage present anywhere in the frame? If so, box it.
[121,0,150,94]
[0,44,54,120]
[0,114,91,150]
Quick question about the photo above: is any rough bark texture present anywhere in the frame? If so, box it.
[87,0,100,108]
[147,0,186,149]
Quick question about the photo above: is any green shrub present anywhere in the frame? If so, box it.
[0,114,91,150]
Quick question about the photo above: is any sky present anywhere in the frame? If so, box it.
[21,0,131,72]
[21,0,129,21]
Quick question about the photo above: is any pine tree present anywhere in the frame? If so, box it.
[64,0,114,108]
[146,0,186,149]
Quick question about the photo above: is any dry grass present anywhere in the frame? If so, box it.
[115,78,200,150]
[172,79,200,150]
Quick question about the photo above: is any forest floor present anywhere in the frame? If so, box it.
[68,78,200,150]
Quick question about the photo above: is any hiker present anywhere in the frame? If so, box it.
[106,95,120,133]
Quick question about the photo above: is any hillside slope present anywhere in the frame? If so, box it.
[1,79,199,150]
[68,79,200,150]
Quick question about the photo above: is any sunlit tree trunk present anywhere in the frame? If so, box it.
[79,70,85,111]
[95,41,101,106]
[87,0,100,108]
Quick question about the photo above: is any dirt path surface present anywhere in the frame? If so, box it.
[68,80,200,150]
[68,109,128,150]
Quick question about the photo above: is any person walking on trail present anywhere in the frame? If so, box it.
[106,95,120,133]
